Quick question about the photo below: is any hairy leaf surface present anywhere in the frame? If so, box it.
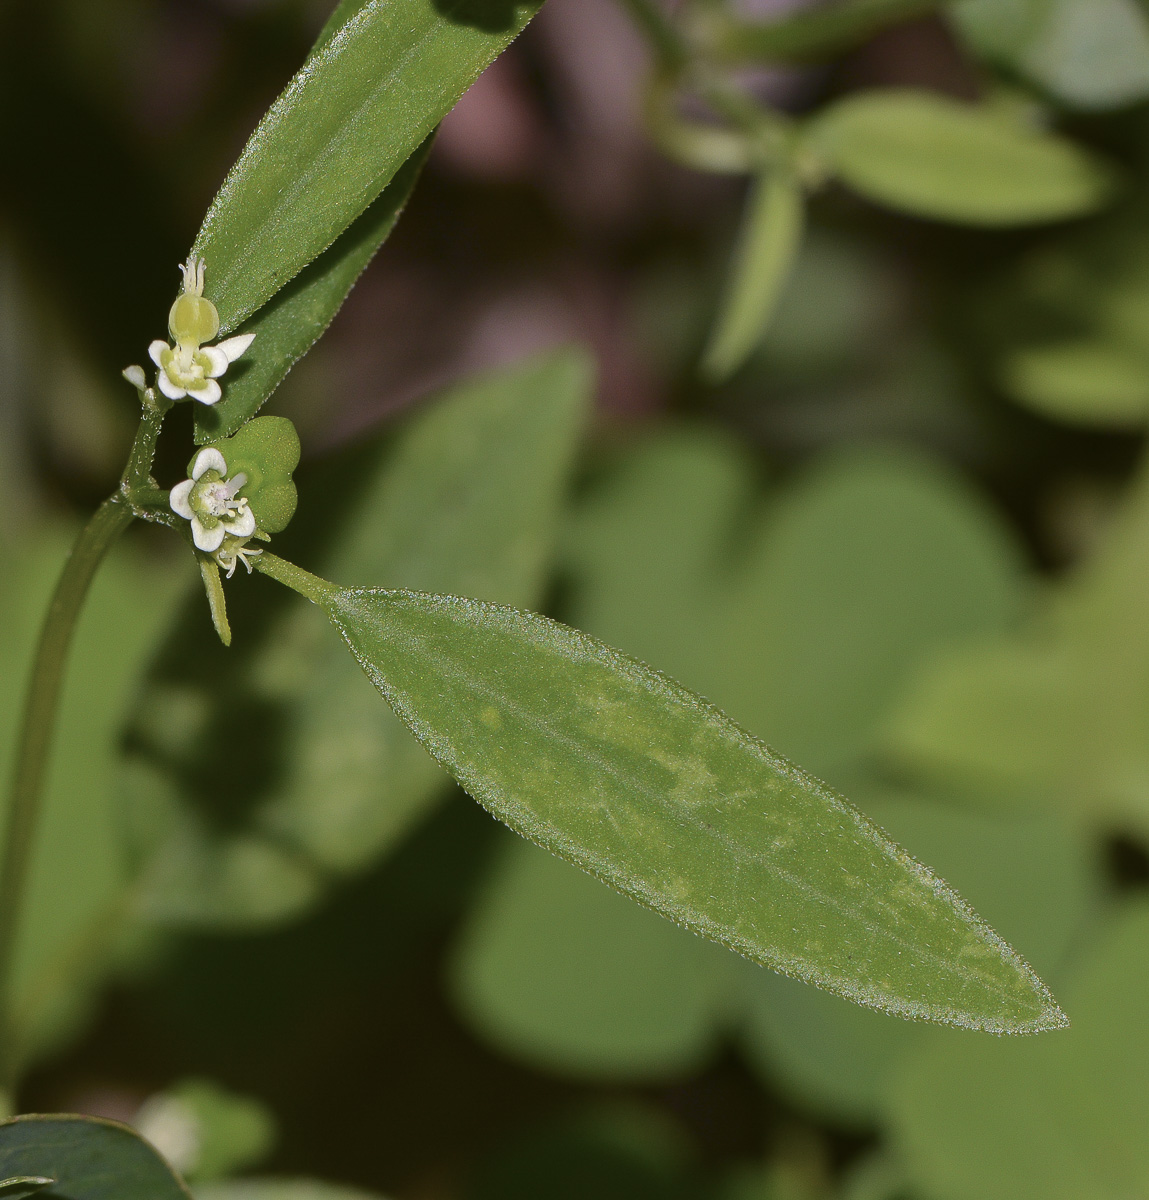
[323,586,1066,1030]
[192,0,542,333]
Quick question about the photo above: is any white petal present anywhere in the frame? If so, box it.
[148,340,170,368]
[216,333,255,363]
[192,447,228,480]
[169,479,195,520]
[187,378,222,406]
[199,346,230,378]
[192,518,226,552]
[228,507,257,539]
[157,372,185,401]
[122,365,147,389]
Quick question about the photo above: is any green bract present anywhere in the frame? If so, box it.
[196,416,301,535]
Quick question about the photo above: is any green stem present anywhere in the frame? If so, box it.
[254,552,339,606]
[0,401,167,1095]
[122,396,170,492]
[0,497,134,1090]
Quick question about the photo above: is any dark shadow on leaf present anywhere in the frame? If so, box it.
[431,0,542,34]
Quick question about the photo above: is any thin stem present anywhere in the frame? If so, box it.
[0,401,167,1095]
[0,496,134,1091]
[254,551,339,606]
[121,396,170,492]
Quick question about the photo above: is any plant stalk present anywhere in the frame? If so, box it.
[254,552,339,606]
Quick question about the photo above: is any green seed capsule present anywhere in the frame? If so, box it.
[169,292,220,347]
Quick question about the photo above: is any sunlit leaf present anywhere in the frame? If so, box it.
[0,1116,189,1200]
[192,0,543,333]
[316,583,1065,1030]
[807,89,1115,225]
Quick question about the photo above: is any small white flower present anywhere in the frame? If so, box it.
[170,448,257,553]
[147,258,255,406]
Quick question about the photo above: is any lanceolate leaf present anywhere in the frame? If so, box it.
[806,89,1116,226]
[315,586,1066,1031]
[192,0,543,333]
[194,138,431,443]
[0,1116,189,1200]
[701,169,805,383]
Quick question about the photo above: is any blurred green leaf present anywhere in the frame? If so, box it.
[321,582,1065,1031]
[807,90,1115,225]
[135,1078,276,1183]
[715,0,941,63]
[0,1116,189,1200]
[194,141,430,444]
[741,799,1097,1124]
[1003,340,1149,427]
[702,171,805,383]
[132,349,592,926]
[191,0,542,334]
[450,835,735,1079]
[953,0,1149,111]
[889,901,1149,1200]
[197,1182,387,1200]
[0,530,186,1067]
[883,455,1149,830]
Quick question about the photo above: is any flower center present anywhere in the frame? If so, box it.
[189,470,250,524]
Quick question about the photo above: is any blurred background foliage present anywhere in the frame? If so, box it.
[4,0,1149,1197]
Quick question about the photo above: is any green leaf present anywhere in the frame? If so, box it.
[130,350,591,926]
[198,416,302,534]
[563,433,1026,787]
[741,800,1096,1124]
[191,0,542,334]
[1002,340,1149,427]
[954,0,1149,111]
[806,89,1116,225]
[701,170,805,383]
[715,0,941,63]
[319,584,1066,1030]
[0,529,186,1067]
[0,1178,54,1199]
[889,901,1149,1200]
[196,1183,387,1200]
[450,835,735,1079]
[0,1116,189,1200]
[882,454,1149,830]
[444,435,1049,1074]
[193,140,430,444]
[135,1079,276,1183]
